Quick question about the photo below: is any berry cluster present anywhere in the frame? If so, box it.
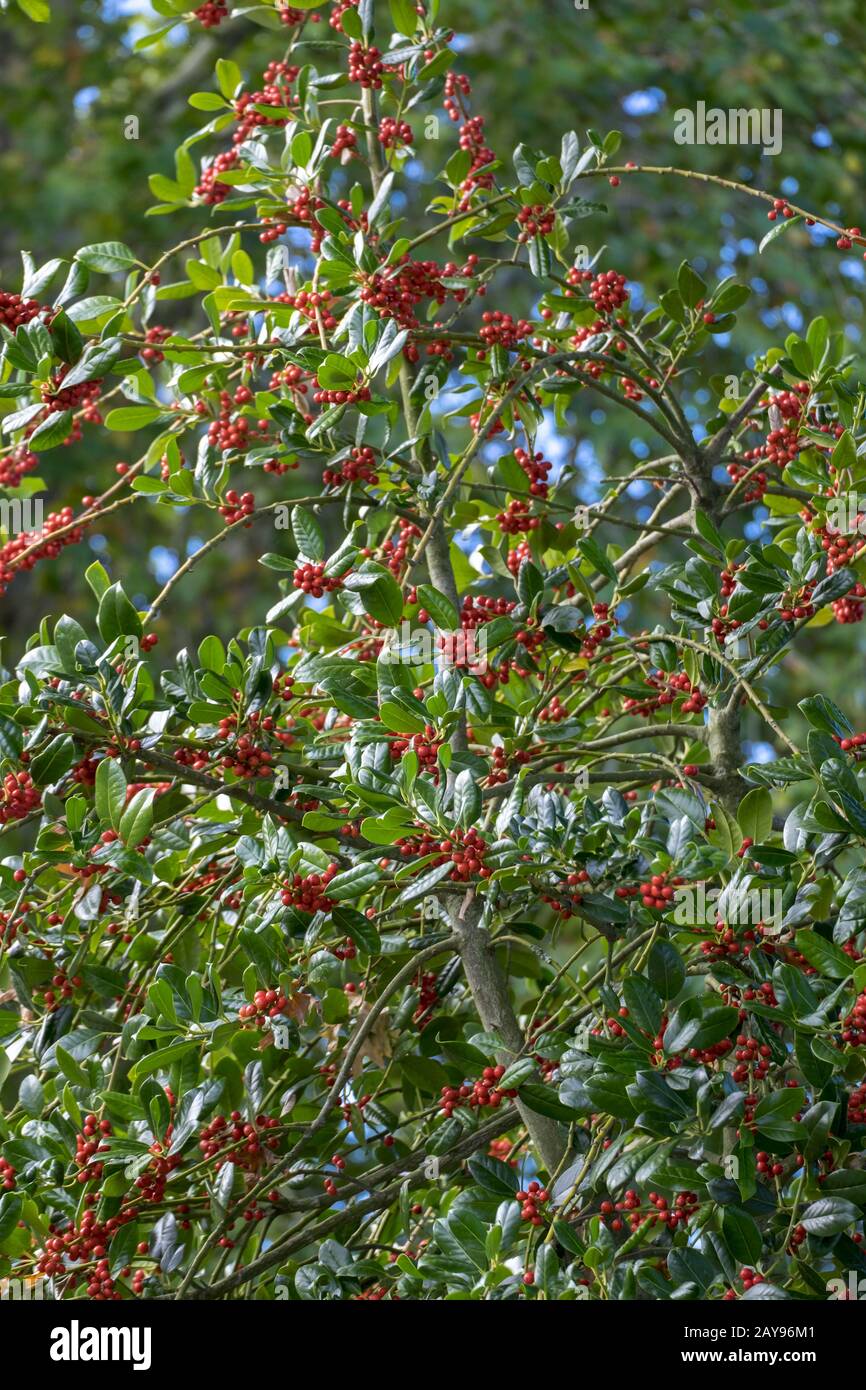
[0,289,44,329]
[513,446,552,497]
[756,1150,785,1178]
[589,269,629,313]
[389,725,442,773]
[732,1034,772,1084]
[777,583,815,622]
[347,42,384,88]
[454,111,496,207]
[841,991,866,1046]
[39,1204,138,1295]
[74,1114,113,1184]
[232,62,299,143]
[312,379,371,406]
[40,365,102,417]
[515,1181,550,1225]
[379,117,412,148]
[623,669,705,718]
[293,561,343,597]
[639,872,684,910]
[207,389,270,452]
[433,827,491,882]
[0,443,38,489]
[766,198,795,222]
[438,1066,518,1116]
[198,1111,281,1169]
[323,445,378,487]
[601,1189,699,1233]
[414,970,438,1029]
[280,863,339,914]
[194,0,228,26]
[238,987,295,1025]
[194,150,238,205]
[219,731,273,779]
[579,601,614,662]
[538,695,569,723]
[134,1134,183,1205]
[331,124,357,158]
[699,922,760,962]
[219,490,256,526]
[329,0,358,31]
[832,586,866,624]
[496,498,537,534]
[848,1083,866,1124]
[517,204,555,241]
[140,325,170,365]
[35,968,81,1012]
[359,257,448,330]
[0,770,40,824]
[479,310,531,351]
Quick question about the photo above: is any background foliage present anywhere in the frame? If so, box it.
[1,0,866,1305]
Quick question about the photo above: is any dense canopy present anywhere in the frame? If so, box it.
[1,0,866,1304]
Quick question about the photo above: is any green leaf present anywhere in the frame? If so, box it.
[0,716,23,762]
[347,569,404,626]
[95,758,128,831]
[118,788,156,848]
[85,561,111,601]
[794,928,854,979]
[331,905,380,955]
[49,308,83,364]
[518,1082,575,1122]
[677,260,706,309]
[104,406,163,431]
[215,58,243,99]
[97,583,143,644]
[528,233,552,280]
[76,241,138,274]
[55,1044,89,1088]
[798,694,852,739]
[326,862,382,901]
[17,0,51,20]
[753,1087,805,1140]
[584,1075,638,1120]
[622,974,663,1035]
[30,734,75,787]
[453,769,481,829]
[646,941,686,1000]
[414,584,459,631]
[59,337,124,389]
[291,507,325,562]
[800,1197,860,1236]
[394,862,453,906]
[128,1040,200,1084]
[736,787,772,843]
[28,410,73,452]
[467,1155,519,1198]
[389,0,417,37]
[759,213,803,254]
[721,1207,762,1265]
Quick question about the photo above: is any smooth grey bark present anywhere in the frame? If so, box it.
[449,894,567,1174]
